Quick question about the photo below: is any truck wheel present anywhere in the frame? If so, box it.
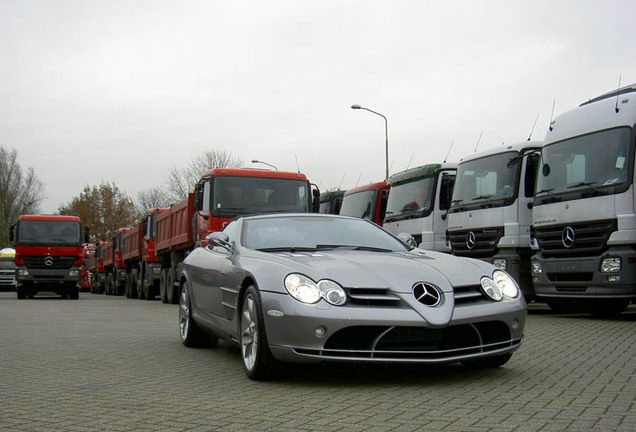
[159,269,169,304]
[17,286,26,300]
[69,287,79,300]
[105,274,112,295]
[166,270,177,304]
[143,266,155,300]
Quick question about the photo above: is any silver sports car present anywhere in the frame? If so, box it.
[179,213,526,380]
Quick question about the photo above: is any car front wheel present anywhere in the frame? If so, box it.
[240,285,277,380]
[179,283,217,348]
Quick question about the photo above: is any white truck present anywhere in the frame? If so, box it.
[446,142,542,300]
[383,163,456,251]
[530,83,636,315]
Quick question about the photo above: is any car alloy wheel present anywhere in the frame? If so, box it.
[240,286,276,380]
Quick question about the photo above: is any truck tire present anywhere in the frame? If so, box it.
[160,268,169,304]
[17,286,26,300]
[166,270,177,304]
[143,264,155,300]
[105,273,112,295]
[69,286,79,300]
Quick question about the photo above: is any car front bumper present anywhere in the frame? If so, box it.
[260,290,526,365]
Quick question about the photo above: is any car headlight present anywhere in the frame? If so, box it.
[480,270,519,301]
[285,274,347,306]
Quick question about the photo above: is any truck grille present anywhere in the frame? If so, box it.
[22,256,76,270]
[533,220,616,258]
[448,227,504,258]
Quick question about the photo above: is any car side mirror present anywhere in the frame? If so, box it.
[206,231,232,251]
[397,232,418,248]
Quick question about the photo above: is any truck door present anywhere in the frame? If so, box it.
[433,172,455,251]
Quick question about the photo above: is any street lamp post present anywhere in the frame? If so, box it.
[251,159,278,170]
[351,104,389,182]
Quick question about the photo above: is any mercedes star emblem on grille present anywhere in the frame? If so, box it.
[412,283,442,307]
[466,231,476,250]
[44,256,54,266]
[562,226,575,248]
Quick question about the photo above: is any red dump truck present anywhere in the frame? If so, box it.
[121,208,167,300]
[156,168,318,303]
[88,242,108,293]
[102,228,130,295]
[11,214,89,299]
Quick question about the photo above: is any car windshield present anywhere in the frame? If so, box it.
[536,127,631,197]
[243,216,409,252]
[451,151,520,210]
[339,190,375,220]
[385,175,435,218]
[212,176,309,216]
[17,220,81,246]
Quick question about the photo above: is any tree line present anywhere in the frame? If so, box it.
[0,146,242,246]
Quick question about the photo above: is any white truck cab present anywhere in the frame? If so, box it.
[383,163,456,251]
[530,84,636,315]
[447,142,542,300]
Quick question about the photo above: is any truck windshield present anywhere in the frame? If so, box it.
[536,127,631,201]
[385,175,435,220]
[451,151,520,211]
[212,176,310,216]
[339,190,375,221]
[17,220,81,246]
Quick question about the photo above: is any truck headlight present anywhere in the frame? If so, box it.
[531,260,542,275]
[17,269,30,278]
[600,257,621,273]
[493,258,507,270]
[68,269,80,278]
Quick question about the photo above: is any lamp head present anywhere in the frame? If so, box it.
[351,104,362,109]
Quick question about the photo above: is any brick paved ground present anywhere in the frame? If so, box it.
[0,291,634,432]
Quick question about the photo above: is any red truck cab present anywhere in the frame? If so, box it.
[156,168,319,303]
[12,215,88,299]
[102,228,130,295]
[80,244,95,291]
[339,182,390,226]
[122,208,166,300]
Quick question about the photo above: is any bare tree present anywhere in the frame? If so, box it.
[164,149,243,203]
[134,186,171,216]
[0,146,45,246]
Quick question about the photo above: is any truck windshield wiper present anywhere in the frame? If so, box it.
[535,188,555,197]
[567,181,601,192]
[472,195,493,202]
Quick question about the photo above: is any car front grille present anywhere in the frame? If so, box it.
[295,321,519,361]
[345,285,489,307]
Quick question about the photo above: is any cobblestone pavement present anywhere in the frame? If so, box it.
[0,290,634,432]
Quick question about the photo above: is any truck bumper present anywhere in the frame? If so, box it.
[531,248,636,300]
[16,266,81,287]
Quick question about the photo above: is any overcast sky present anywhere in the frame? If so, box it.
[2,0,635,213]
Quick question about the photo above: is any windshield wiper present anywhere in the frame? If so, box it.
[315,245,393,252]
[472,194,494,202]
[567,181,601,192]
[256,246,317,252]
[535,188,555,197]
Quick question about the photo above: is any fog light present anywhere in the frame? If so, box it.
[493,258,507,270]
[531,260,542,275]
[601,257,621,273]
[17,269,30,278]
[153,267,161,275]
[511,319,520,330]
[608,275,621,282]
[314,326,327,337]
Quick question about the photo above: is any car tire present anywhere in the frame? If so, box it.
[179,282,217,347]
[240,285,277,380]
[462,353,513,369]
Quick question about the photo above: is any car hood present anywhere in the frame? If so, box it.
[249,248,493,293]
